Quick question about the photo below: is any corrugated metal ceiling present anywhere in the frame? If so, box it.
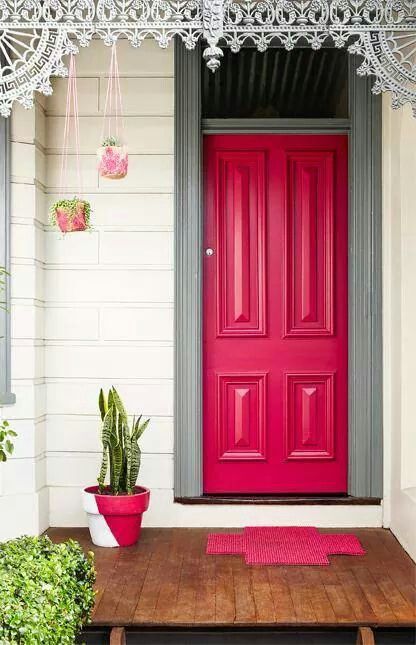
[202,48,349,119]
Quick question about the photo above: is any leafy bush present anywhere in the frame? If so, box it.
[98,387,150,495]
[0,536,95,644]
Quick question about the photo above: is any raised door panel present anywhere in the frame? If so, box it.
[285,372,335,460]
[217,373,267,461]
[216,151,266,337]
[284,151,334,337]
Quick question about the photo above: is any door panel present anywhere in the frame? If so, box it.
[203,134,348,494]
[285,151,334,337]
[216,151,266,337]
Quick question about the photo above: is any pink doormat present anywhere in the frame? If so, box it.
[206,527,365,566]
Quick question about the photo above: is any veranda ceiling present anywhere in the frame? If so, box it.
[0,0,416,117]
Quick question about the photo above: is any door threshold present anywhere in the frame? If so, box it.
[174,495,381,505]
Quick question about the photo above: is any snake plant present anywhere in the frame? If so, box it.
[97,387,150,495]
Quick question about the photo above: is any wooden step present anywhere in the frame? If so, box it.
[110,627,126,645]
[356,627,375,645]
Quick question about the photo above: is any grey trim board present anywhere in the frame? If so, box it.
[174,40,202,497]
[175,44,383,499]
[0,116,15,406]
[348,59,383,497]
[203,118,350,134]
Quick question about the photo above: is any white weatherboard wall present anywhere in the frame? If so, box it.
[382,97,416,561]
[0,98,48,540]
[44,40,175,527]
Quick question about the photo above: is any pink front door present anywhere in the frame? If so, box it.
[203,134,348,494]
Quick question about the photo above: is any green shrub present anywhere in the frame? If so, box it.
[0,535,95,644]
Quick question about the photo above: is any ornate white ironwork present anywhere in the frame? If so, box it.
[1,0,416,116]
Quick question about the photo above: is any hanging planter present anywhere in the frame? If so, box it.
[97,136,128,180]
[49,198,91,233]
[99,44,128,181]
[51,54,92,233]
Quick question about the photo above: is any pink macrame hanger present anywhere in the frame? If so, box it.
[101,43,125,144]
[59,54,83,199]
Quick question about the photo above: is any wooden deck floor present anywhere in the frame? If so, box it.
[48,528,416,630]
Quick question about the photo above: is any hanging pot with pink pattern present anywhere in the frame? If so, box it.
[97,144,128,180]
[50,198,91,233]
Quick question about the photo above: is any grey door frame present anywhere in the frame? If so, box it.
[174,42,383,499]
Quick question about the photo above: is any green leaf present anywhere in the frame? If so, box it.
[129,442,141,491]
[5,440,14,455]
[98,389,107,422]
[98,406,114,491]
[123,423,132,494]
[133,418,150,442]
[111,387,128,428]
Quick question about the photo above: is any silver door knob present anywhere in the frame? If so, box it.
[205,248,214,256]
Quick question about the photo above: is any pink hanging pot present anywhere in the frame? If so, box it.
[49,198,91,233]
[99,45,128,181]
[52,55,93,233]
[97,137,128,180]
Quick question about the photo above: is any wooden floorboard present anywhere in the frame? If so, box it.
[47,527,416,629]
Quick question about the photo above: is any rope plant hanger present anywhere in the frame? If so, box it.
[98,43,128,180]
[49,54,92,234]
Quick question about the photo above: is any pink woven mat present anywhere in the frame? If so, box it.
[206,527,365,566]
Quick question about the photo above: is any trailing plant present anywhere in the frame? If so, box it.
[0,419,17,462]
[97,387,150,495]
[0,535,95,645]
[101,135,120,147]
[49,197,92,229]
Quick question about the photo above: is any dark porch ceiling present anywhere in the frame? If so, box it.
[202,48,349,119]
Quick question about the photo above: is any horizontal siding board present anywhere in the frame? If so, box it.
[46,154,173,192]
[44,345,173,379]
[44,268,173,303]
[46,381,173,416]
[46,116,173,154]
[44,307,99,340]
[44,193,173,228]
[47,453,173,488]
[46,415,173,453]
[101,306,173,341]
[45,231,99,265]
[100,231,173,265]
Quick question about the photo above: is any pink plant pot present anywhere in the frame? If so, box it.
[55,204,88,233]
[97,145,128,179]
[82,485,150,547]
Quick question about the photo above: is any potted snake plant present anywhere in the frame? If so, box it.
[82,387,150,547]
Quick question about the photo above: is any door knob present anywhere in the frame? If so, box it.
[205,248,215,256]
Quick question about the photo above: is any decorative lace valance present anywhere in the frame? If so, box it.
[1,0,416,117]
